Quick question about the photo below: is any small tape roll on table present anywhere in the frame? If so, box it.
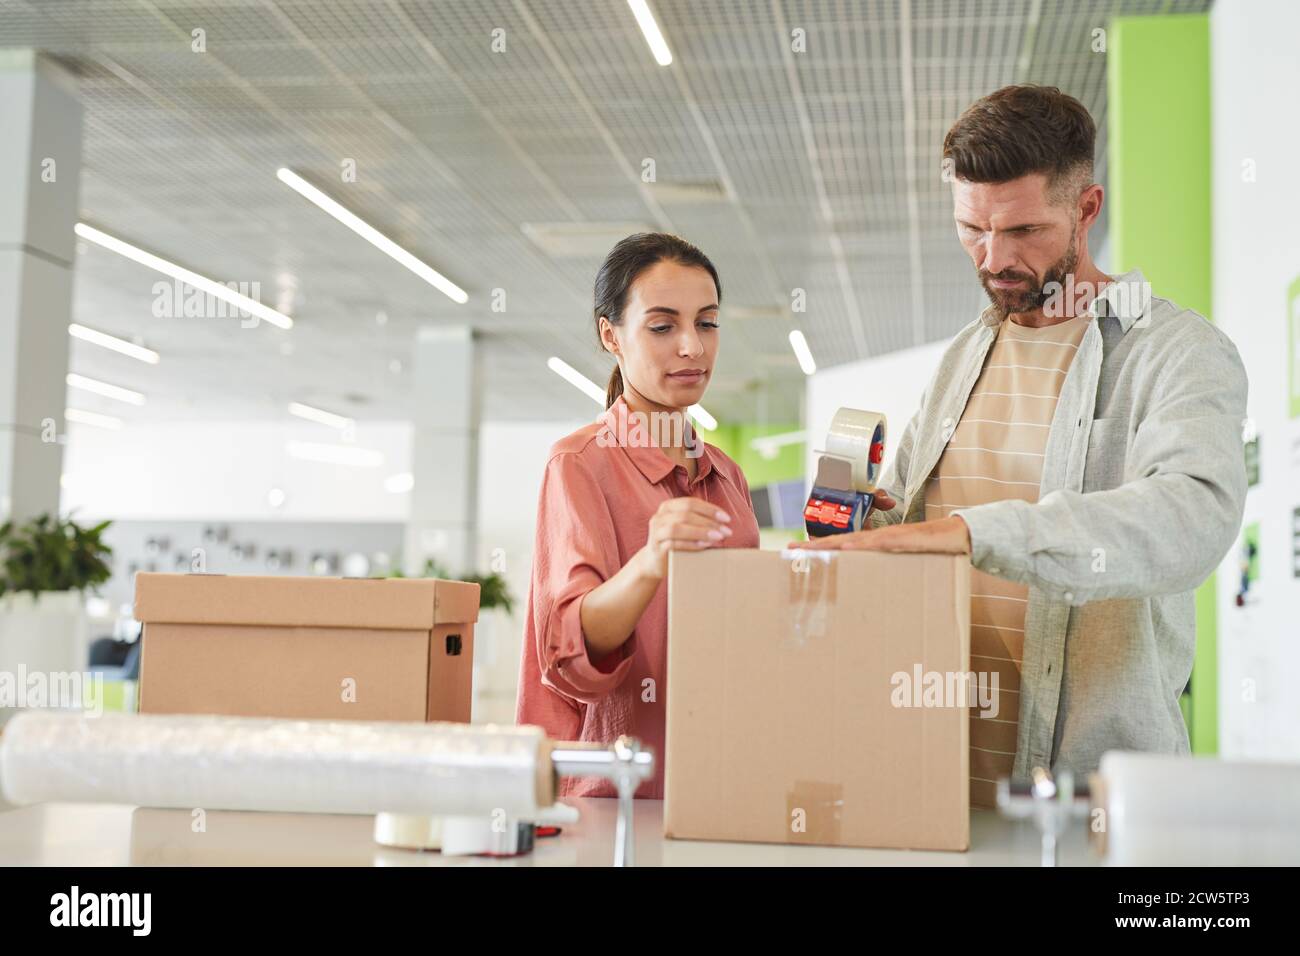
[0,711,554,818]
[1095,752,1300,865]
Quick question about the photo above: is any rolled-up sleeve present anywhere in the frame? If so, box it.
[529,452,636,703]
[954,325,1248,605]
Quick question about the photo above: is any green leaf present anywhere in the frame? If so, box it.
[0,512,114,596]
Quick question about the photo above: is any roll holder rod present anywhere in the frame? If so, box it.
[550,736,654,867]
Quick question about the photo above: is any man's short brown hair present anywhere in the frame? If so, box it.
[943,85,1096,202]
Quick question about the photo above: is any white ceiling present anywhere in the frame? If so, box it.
[1,0,1210,426]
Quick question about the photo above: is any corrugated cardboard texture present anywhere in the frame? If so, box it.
[664,549,970,851]
[134,573,480,629]
[135,573,481,723]
[139,624,432,721]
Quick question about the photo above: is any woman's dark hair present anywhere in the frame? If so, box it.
[593,233,722,408]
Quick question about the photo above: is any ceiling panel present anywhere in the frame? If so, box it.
[0,0,1211,426]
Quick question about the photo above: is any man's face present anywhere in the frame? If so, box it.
[952,172,1081,318]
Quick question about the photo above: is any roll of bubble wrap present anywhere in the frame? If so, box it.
[0,711,553,817]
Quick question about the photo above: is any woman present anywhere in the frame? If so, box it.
[516,233,760,798]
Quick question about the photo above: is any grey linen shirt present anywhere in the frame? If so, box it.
[869,268,1249,781]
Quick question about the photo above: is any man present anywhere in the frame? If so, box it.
[802,85,1248,808]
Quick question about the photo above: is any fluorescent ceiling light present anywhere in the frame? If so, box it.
[288,401,352,430]
[73,223,293,330]
[627,0,673,65]
[277,167,468,305]
[286,440,383,468]
[384,472,415,494]
[688,405,717,431]
[66,373,145,406]
[65,408,123,430]
[547,356,605,405]
[68,324,160,364]
[788,329,817,375]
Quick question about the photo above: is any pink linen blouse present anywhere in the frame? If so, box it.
[515,395,761,798]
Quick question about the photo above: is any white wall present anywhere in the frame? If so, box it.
[1210,0,1300,759]
[471,419,589,723]
[805,340,949,492]
[61,420,413,522]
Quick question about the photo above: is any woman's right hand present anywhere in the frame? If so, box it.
[635,497,733,580]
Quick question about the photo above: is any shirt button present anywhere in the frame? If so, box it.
[988,567,1000,574]
[1064,591,1074,602]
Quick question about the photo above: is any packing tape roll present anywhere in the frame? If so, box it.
[819,408,886,493]
[374,812,445,850]
[0,711,551,818]
[1096,752,1300,865]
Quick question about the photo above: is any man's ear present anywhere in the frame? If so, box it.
[1077,183,1104,232]
[598,316,620,356]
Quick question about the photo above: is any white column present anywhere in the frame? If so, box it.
[403,326,481,576]
[0,51,83,525]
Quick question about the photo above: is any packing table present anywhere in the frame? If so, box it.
[0,796,1096,866]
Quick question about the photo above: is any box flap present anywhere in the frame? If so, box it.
[134,573,479,629]
[433,580,481,625]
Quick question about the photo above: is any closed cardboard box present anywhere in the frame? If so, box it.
[665,549,970,851]
[135,573,479,723]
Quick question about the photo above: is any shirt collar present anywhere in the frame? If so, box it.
[1087,268,1149,333]
[597,395,716,486]
[978,267,1150,335]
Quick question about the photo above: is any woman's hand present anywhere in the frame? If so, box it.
[635,497,733,580]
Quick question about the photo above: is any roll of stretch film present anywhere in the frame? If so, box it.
[0,711,553,818]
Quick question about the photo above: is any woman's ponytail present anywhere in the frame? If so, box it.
[605,364,624,409]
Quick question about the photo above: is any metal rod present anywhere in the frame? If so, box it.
[550,736,653,867]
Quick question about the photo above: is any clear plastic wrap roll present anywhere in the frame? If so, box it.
[1097,752,1300,865]
[0,711,552,817]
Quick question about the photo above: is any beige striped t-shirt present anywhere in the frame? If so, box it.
[925,312,1092,809]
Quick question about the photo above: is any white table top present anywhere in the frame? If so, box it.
[0,797,1098,866]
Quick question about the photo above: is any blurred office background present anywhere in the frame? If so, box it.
[0,1,1294,754]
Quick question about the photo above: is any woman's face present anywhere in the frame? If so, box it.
[601,259,720,411]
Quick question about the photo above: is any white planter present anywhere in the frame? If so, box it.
[0,591,89,722]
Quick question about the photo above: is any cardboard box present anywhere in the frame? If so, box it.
[135,573,479,723]
[665,549,970,851]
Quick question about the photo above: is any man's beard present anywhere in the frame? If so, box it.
[978,235,1078,319]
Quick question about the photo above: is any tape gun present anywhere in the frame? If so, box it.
[803,407,887,537]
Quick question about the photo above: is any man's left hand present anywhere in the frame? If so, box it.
[792,515,972,554]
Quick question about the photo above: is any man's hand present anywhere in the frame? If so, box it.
[791,514,971,554]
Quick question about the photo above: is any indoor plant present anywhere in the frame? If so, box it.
[0,514,114,699]
[0,513,113,598]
